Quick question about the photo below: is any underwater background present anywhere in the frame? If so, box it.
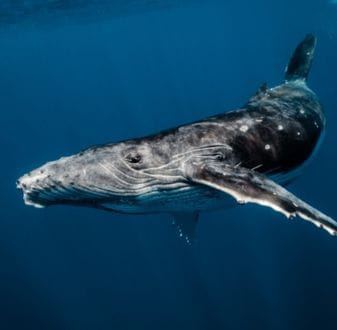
[1,0,337,329]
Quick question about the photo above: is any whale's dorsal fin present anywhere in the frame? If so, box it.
[285,34,317,82]
[184,161,337,236]
[172,211,199,244]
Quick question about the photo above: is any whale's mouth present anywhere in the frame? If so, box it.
[16,144,186,210]
[16,152,157,209]
[16,171,105,209]
[17,172,50,208]
[16,168,105,209]
[16,155,88,208]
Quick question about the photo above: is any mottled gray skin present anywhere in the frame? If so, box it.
[17,80,324,214]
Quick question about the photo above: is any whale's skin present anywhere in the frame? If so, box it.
[16,35,337,240]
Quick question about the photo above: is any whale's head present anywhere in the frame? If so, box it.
[16,140,193,212]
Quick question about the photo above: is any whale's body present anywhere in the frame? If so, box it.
[17,35,337,242]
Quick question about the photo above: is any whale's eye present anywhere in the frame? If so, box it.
[125,152,142,164]
[215,154,225,161]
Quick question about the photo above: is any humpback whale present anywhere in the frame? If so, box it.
[17,34,337,242]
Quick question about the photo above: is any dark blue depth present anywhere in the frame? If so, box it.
[1,1,337,329]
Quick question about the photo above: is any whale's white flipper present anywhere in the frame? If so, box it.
[184,160,337,236]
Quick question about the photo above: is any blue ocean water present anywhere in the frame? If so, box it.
[1,0,337,329]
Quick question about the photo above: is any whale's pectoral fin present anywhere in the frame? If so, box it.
[172,211,199,244]
[185,161,337,236]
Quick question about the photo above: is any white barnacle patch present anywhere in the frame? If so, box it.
[297,132,301,136]
[265,144,271,150]
[255,118,263,123]
[300,109,305,114]
[240,125,249,133]
[314,121,319,128]
[277,125,284,131]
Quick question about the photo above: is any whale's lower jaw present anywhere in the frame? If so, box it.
[16,174,46,208]
[23,194,46,209]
